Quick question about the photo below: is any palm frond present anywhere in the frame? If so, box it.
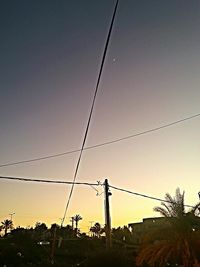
[137,188,200,267]
[161,202,174,216]
[153,206,170,217]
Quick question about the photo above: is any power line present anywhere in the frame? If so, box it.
[0,149,80,168]
[109,184,194,208]
[0,175,194,208]
[0,112,200,168]
[61,0,120,226]
[0,175,101,186]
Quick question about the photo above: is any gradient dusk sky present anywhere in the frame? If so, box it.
[1,0,200,231]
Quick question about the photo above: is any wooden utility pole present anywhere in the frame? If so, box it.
[104,179,112,249]
[50,227,57,264]
[70,216,74,230]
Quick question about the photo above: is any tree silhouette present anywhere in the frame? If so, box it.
[73,215,82,236]
[35,222,48,231]
[50,223,59,231]
[0,225,3,235]
[90,222,102,238]
[1,219,13,235]
[34,222,48,240]
[59,224,75,238]
[112,226,132,243]
[136,188,200,267]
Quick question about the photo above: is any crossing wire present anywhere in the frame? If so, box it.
[0,112,200,168]
[61,0,120,226]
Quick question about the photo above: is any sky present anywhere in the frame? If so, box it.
[1,0,200,232]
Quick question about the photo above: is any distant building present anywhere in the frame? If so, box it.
[128,216,200,245]
[128,217,169,245]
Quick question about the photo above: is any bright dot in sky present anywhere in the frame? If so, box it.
[112,58,116,62]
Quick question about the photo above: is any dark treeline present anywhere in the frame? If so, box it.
[0,220,135,267]
[1,188,200,267]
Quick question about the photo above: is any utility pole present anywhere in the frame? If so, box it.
[50,226,57,264]
[9,212,15,221]
[89,221,94,237]
[104,179,112,249]
[70,217,74,230]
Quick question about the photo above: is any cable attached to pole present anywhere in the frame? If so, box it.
[109,184,194,208]
[0,175,195,208]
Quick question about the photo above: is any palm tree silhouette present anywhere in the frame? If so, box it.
[136,188,200,267]
[1,219,13,235]
[90,222,102,238]
[73,214,82,236]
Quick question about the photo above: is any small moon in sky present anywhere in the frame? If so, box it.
[113,58,116,62]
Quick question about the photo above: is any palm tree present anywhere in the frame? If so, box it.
[1,219,13,235]
[73,214,82,236]
[136,188,200,267]
[90,222,102,238]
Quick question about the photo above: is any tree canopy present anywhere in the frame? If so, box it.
[136,188,200,267]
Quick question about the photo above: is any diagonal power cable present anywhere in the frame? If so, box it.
[109,184,194,208]
[60,0,120,226]
[1,112,200,169]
